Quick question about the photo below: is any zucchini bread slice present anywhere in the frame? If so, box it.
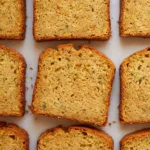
[32,44,115,126]
[0,45,26,116]
[120,47,150,123]
[0,122,29,150]
[38,126,113,150]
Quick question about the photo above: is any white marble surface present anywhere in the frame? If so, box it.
[0,0,149,149]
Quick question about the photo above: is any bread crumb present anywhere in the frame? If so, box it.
[29,67,33,70]
[108,123,111,126]
[112,121,116,124]
[31,84,34,89]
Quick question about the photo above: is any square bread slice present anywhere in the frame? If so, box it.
[31,44,115,126]
[120,0,150,37]
[0,122,29,150]
[0,0,26,40]
[120,129,150,150]
[120,47,150,123]
[38,126,114,150]
[0,45,26,116]
[33,0,111,40]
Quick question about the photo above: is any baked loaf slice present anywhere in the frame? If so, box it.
[0,45,26,116]
[0,122,29,150]
[120,47,150,123]
[0,0,26,40]
[38,126,114,150]
[33,0,111,40]
[120,0,150,37]
[121,129,150,150]
[32,44,115,126]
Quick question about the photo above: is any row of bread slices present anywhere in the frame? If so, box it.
[1,0,149,40]
[0,122,149,150]
[0,44,149,126]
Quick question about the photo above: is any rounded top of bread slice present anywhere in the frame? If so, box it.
[121,129,150,150]
[32,44,115,126]
[0,122,29,150]
[38,126,114,150]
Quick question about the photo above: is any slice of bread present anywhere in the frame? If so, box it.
[31,44,115,126]
[120,0,150,37]
[121,129,150,150]
[33,0,111,40]
[0,122,29,150]
[0,45,26,116]
[0,0,26,40]
[120,47,150,123]
[37,126,113,150]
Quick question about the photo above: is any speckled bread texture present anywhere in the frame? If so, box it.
[33,0,111,40]
[120,0,150,37]
[120,47,150,123]
[0,45,26,116]
[0,0,26,40]
[37,126,114,150]
[0,122,29,150]
[32,44,115,126]
[120,129,150,150]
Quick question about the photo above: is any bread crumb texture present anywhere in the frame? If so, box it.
[121,129,150,150]
[34,0,110,40]
[120,0,150,37]
[120,47,150,123]
[32,44,115,126]
[0,0,25,39]
[38,126,113,150]
[0,45,26,116]
[0,122,29,150]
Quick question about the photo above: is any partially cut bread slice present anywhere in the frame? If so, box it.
[0,122,29,150]
[37,126,114,150]
[120,0,150,37]
[33,0,111,40]
[121,129,150,150]
[0,0,26,40]
[120,47,150,123]
[0,45,26,116]
[32,44,115,126]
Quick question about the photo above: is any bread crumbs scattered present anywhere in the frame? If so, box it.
[31,84,34,89]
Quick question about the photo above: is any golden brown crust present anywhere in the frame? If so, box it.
[33,0,111,41]
[120,0,150,37]
[120,128,150,149]
[0,121,29,150]
[31,43,115,126]
[0,0,26,40]
[38,126,114,150]
[120,47,150,124]
[0,45,26,116]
